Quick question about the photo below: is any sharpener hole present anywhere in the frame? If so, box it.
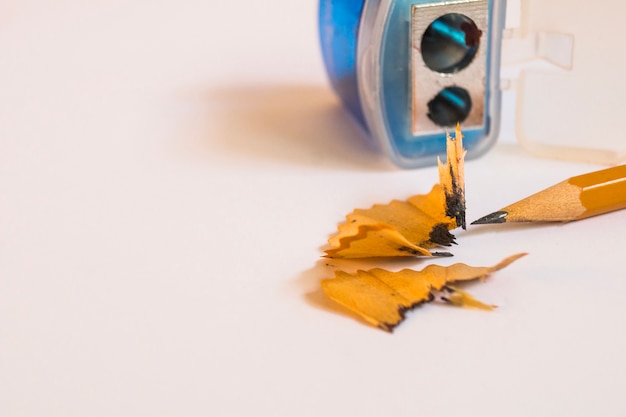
[421,13,482,74]
[427,86,472,127]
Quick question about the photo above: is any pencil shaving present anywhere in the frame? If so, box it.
[321,253,527,332]
[325,125,466,258]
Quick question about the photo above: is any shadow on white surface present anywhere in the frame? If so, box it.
[462,220,560,238]
[182,84,393,171]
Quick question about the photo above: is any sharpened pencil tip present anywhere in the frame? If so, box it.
[431,251,454,257]
[471,211,509,225]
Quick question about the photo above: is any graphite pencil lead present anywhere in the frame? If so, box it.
[471,211,509,225]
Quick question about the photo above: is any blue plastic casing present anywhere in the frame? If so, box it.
[319,0,507,168]
[318,0,366,125]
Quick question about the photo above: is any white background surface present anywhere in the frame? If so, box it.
[1,1,625,416]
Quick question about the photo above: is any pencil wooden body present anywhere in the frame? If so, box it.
[570,164,626,219]
[477,164,626,223]
[501,180,584,222]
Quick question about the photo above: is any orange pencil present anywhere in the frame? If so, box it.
[472,164,626,224]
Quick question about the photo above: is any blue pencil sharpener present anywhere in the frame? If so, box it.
[319,0,507,168]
